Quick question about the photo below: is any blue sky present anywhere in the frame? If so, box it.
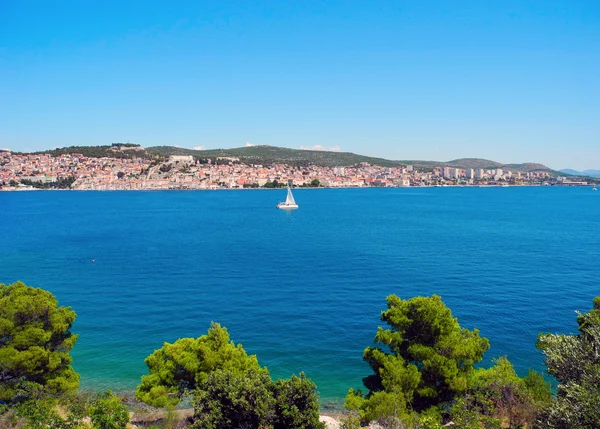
[1,0,598,170]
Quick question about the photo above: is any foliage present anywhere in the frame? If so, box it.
[340,414,362,429]
[14,399,66,429]
[0,281,79,403]
[20,176,75,189]
[190,369,325,429]
[89,391,129,429]
[272,373,325,429]
[139,323,324,427]
[449,357,550,428]
[522,369,552,404]
[342,389,366,428]
[61,389,95,426]
[349,294,490,423]
[449,397,500,429]
[27,144,159,160]
[191,368,275,429]
[310,178,321,187]
[7,390,128,429]
[534,296,600,429]
[346,294,551,428]
[136,323,261,407]
[262,180,286,188]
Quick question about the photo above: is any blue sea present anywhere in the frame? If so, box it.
[1,187,598,408]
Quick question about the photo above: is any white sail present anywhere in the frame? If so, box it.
[286,187,296,205]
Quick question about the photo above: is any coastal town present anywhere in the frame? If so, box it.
[0,147,591,191]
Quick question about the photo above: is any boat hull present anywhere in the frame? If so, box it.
[277,203,298,210]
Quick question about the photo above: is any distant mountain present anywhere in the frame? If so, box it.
[18,144,560,175]
[560,169,582,176]
[559,169,600,178]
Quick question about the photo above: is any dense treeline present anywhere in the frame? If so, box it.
[1,281,599,428]
[26,144,163,161]
[18,176,76,189]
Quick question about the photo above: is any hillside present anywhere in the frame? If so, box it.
[446,158,503,169]
[26,144,164,160]
[503,162,552,172]
[16,144,561,175]
[147,145,405,167]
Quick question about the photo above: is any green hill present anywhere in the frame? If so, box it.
[446,158,504,169]
[147,145,406,167]
[26,144,163,160]
[503,162,553,172]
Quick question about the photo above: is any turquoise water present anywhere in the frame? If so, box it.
[1,187,598,407]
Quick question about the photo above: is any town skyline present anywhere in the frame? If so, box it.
[2,1,598,170]
[3,145,595,192]
[1,142,597,173]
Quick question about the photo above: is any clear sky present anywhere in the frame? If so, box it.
[1,0,598,170]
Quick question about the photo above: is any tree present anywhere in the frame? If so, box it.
[191,370,325,429]
[273,373,325,429]
[347,295,490,425]
[310,178,320,187]
[534,296,600,428]
[136,323,261,407]
[191,368,275,429]
[0,281,79,403]
[139,323,325,428]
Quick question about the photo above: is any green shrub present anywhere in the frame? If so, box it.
[191,369,275,429]
[273,373,325,429]
[90,391,129,429]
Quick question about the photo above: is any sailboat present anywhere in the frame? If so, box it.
[277,184,298,210]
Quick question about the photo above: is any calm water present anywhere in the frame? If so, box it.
[1,187,598,407]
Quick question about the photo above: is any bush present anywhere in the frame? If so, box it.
[191,369,275,429]
[90,391,129,429]
[534,296,600,428]
[273,373,325,429]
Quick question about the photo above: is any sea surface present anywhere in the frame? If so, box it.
[1,187,598,408]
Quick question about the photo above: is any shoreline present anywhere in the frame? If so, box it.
[1,183,595,192]
[116,390,347,428]
[127,408,346,429]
